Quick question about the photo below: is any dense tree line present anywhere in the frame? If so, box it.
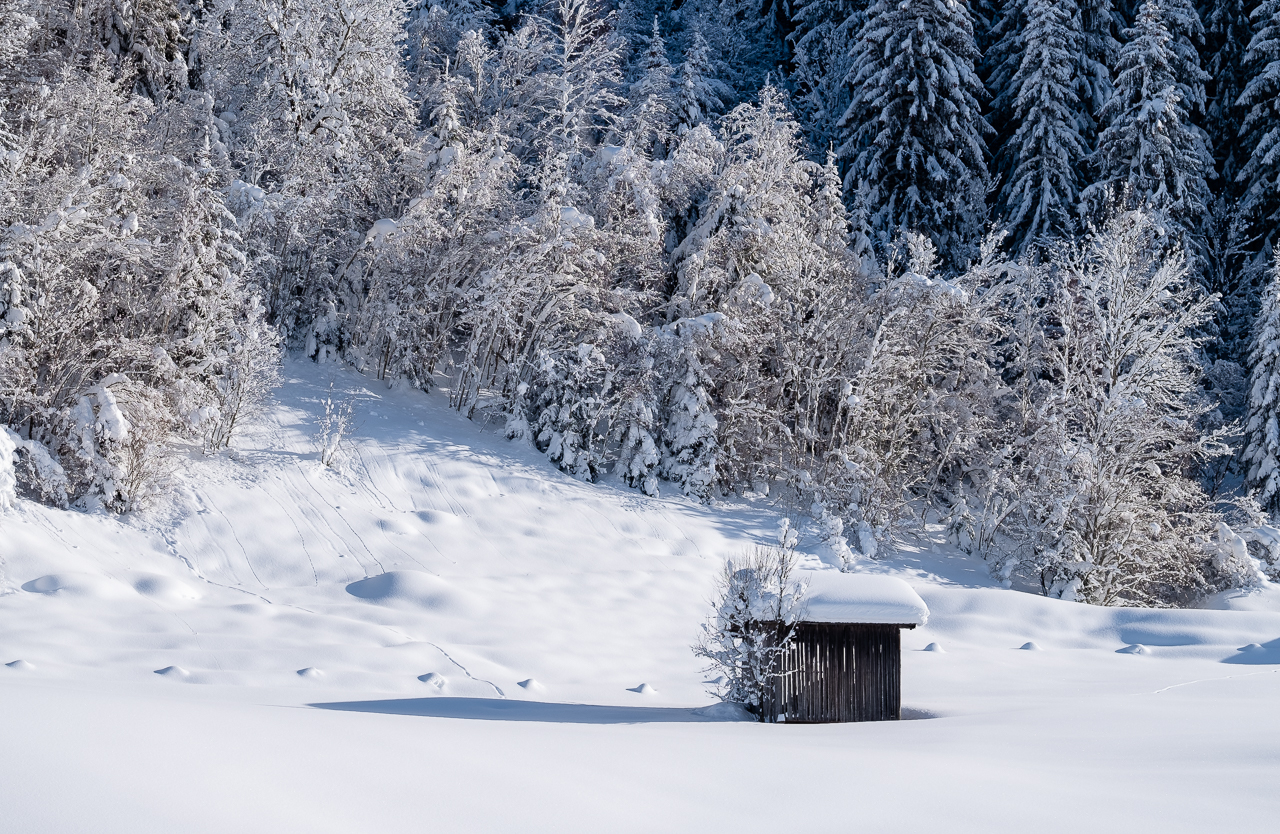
[4,0,1280,602]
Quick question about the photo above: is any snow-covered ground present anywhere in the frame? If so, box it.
[2,361,1278,832]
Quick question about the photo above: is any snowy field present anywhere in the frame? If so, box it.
[2,361,1279,833]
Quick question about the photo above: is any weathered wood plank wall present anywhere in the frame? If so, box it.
[762,623,908,724]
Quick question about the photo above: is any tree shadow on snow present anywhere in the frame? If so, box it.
[308,696,753,724]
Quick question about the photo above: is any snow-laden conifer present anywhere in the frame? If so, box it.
[1239,0,1280,252]
[673,23,730,135]
[839,0,991,267]
[995,0,1087,251]
[625,17,675,157]
[1085,2,1212,239]
[1244,249,1280,513]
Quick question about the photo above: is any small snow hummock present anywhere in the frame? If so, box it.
[517,678,544,692]
[154,665,190,677]
[418,672,447,689]
[691,702,755,721]
[1117,644,1149,655]
[296,667,323,678]
[1019,642,1042,651]
[627,683,657,695]
[923,643,945,653]
[797,571,929,626]
[5,660,34,671]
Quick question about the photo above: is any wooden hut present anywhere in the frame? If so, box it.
[763,573,929,724]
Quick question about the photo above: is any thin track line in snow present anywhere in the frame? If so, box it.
[422,640,506,698]
[293,461,387,575]
[256,478,321,586]
[203,492,266,589]
[1149,668,1278,695]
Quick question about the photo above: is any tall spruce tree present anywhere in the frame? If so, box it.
[788,0,867,146]
[1244,248,1280,513]
[1202,0,1255,187]
[996,0,1088,251]
[1085,1,1212,239]
[838,0,991,266]
[1080,0,1122,139]
[1239,0,1280,252]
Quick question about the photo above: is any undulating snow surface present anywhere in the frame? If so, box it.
[2,361,1278,832]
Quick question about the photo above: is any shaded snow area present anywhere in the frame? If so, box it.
[1,361,1278,833]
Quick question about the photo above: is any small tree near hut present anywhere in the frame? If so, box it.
[694,546,808,718]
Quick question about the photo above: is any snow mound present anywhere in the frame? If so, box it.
[346,571,480,615]
[418,672,447,689]
[154,665,190,678]
[5,659,34,671]
[130,573,202,602]
[517,678,544,692]
[627,683,657,695]
[297,667,323,678]
[21,573,135,600]
[1118,644,1150,655]
[1019,642,1042,651]
[799,571,929,625]
[923,642,945,652]
[1238,643,1266,653]
[690,702,755,721]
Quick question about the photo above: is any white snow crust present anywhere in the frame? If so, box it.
[799,571,929,625]
[0,359,1277,833]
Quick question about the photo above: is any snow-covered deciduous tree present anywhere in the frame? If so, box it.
[985,211,1239,605]
[694,545,808,719]
[994,0,1088,251]
[1085,2,1213,242]
[839,0,991,267]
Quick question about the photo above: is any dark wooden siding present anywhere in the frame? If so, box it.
[762,622,908,724]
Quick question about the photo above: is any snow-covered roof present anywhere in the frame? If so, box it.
[798,572,929,626]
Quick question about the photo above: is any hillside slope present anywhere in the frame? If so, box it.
[1,361,1278,832]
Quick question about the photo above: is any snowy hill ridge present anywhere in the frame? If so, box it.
[2,362,1279,833]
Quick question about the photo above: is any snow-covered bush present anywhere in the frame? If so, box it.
[314,383,358,468]
[0,425,16,510]
[694,545,808,719]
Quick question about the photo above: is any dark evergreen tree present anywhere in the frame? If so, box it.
[995,0,1088,251]
[838,0,991,266]
[1239,0,1280,253]
[1201,0,1256,187]
[1085,1,1212,240]
[788,0,867,147]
